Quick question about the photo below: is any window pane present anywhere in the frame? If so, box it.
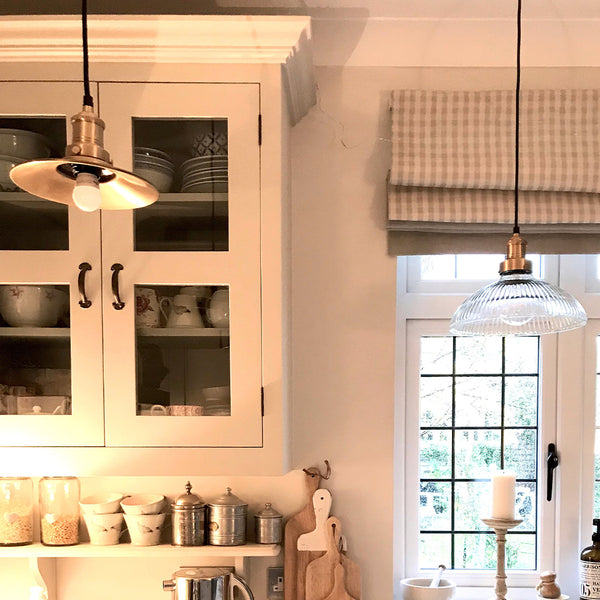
[505,430,537,479]
[455,481,491,530]
[420,430,451,478]
[505,337,539,373]
[505,377,538,426]
[420,377,452,427]
[455,255,504,280]
[456,337,502,374]
[455,430,501,478]
[455,377,502,426]
[421,337,453,374]
[454,533,496,569]
[420,256,456,280]
[420,482,451,531]
[420,533,451,569]
[515,482,537,530]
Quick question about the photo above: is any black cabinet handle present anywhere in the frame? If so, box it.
[547,443,559,501]
[111,263,125,310]
[78,262,92,308]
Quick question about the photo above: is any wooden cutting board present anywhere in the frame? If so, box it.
[304,516,361,600]
[284,471,325,600]
[323,564,358,600]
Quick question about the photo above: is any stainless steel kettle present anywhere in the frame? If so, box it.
[163,567,254,600]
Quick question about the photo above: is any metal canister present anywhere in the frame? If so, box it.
[171,481,205,546]
[207,487,247,546]
[254,502,282,544]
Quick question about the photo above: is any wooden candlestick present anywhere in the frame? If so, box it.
[481,517,523,600]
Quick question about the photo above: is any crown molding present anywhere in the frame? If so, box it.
[0,15,316,123]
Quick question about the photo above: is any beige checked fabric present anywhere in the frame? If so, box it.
[388,90,600,231]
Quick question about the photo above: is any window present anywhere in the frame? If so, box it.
[395,255,597,598]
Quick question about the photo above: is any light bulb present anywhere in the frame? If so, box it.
[72,171,101,212]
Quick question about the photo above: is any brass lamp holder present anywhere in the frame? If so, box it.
[499,232,532,275]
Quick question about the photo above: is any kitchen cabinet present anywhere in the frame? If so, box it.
[0,15,314,475]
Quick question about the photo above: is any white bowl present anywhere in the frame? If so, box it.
[0,285,64,327]
[134,146,173,163]
[120,494,165,515]
[132,166,173,192]
[123,512,166,546]
[0,129,50,160]
[0,155,26,191]
[83,512,124,545]
[80,492,124,515]
[400,578,456,600]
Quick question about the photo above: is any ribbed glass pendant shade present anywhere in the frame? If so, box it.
[450,271,587,336]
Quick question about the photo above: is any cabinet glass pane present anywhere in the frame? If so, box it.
[135,285,230,416]
[0,285,71,415]
[0,118,68,250]
[132,119,228,252]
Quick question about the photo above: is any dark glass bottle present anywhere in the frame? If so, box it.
[581,519,600,599]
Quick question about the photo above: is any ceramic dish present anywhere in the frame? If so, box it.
[133,166,173,192]
[134,146,173,162]
[133,155,174,171]
[0,155,26,191]
[123,512,166,545]
[0,129,51,160]
[181,182,228,193]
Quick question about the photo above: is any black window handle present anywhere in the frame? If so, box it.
[547,443,559,501]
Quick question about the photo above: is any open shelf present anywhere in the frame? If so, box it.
[0,327,70,338]
[0,541,280,559]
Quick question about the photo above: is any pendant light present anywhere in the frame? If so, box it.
[9,0,158,212]
[449,0,587,336]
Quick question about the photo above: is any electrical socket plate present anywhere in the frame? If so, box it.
[267,567,284,600]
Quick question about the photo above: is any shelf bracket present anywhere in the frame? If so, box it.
[28,556,56,600]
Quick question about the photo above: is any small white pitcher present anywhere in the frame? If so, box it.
[160,294,204,328]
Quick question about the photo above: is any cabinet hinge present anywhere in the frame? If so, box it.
[258,114,262,146]
[261,386,265,416]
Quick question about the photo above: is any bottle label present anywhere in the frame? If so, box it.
[581,561,600,599]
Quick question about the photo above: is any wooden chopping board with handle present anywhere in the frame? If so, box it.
[305,516,361,600]
[284,471,324,600]
[323,563,358,600]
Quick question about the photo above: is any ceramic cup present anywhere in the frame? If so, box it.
[120,494,165,515]
[160,294,203,328]
[136,287,160,328]
[79,492,124,515]
[124,513,166,546]
[169,405,204,416]
[83,512,125,546]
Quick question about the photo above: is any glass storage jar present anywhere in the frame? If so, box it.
[0,477,33,545]
[39,476,80,546]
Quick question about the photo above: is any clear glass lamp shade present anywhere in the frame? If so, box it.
[450,272,587,336]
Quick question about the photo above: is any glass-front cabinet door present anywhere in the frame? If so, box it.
[0,82,104,446]
[101,83,262,447]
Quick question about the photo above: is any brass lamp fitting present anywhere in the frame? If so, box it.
[499,232,533,274]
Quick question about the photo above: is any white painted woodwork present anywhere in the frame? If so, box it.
[100,82,262,447]
[0,81,104,446]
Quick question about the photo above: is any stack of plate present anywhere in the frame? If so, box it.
[202,385,231,416]
[133,147,174,192]
[180,155,228,193]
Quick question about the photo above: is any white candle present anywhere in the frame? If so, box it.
[491,470,516,519]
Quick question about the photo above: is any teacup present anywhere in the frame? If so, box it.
[160,294,203,328]
[124,513,166,546]
[169,405,204,416]
[136,287,160,328]
[83,512,125,545]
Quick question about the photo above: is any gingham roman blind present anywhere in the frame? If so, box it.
[388,90,600,254]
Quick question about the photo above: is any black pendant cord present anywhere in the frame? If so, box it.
[82,0,93,108]
[513,0,522,235]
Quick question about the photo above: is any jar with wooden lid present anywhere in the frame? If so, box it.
[39,476,80,546]
[171,481,205,546]
[0,477,33,546]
